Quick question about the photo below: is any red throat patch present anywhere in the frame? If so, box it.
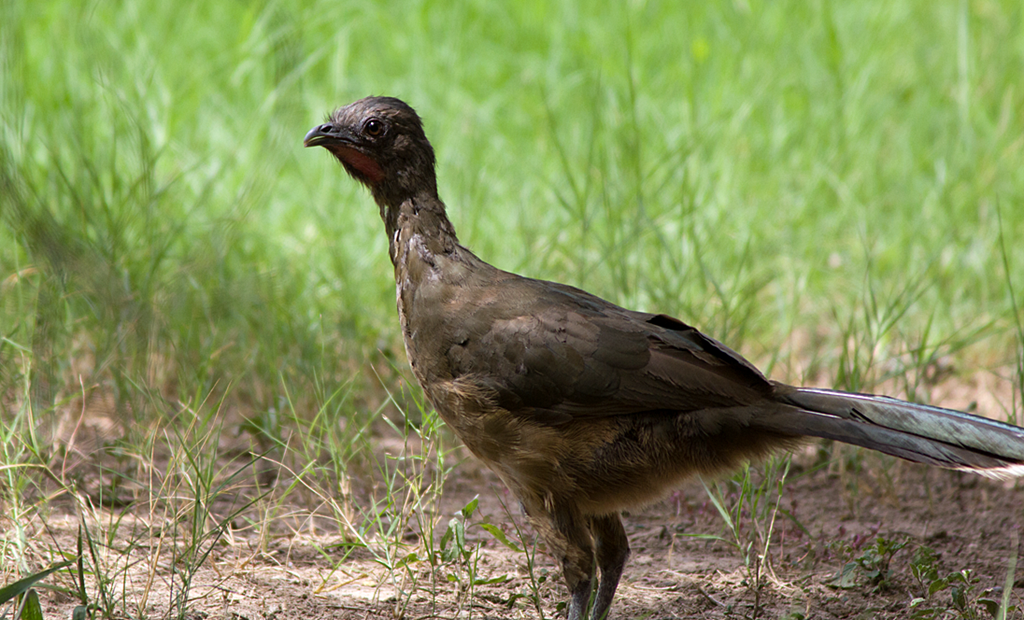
[330,145,385,184]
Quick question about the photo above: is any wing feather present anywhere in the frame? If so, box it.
[443,276,773,423]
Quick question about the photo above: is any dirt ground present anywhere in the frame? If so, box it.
[26,435,1024,620]
[11,365,1023,620]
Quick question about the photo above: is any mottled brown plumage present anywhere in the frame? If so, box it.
[305,97,1024,620]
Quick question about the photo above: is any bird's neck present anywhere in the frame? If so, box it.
[378,190,460,268]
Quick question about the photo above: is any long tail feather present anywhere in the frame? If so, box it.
[769,387,1024,479]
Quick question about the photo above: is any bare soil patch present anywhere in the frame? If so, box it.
[23,441,1023,620]
[13,368,1024,620]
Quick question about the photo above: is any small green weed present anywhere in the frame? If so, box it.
[909,545,1017,620]
[830,535,908,592]
[699,454,797,615]
[435,498,511,609]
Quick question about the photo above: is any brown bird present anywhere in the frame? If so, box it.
[305,96,1024,620]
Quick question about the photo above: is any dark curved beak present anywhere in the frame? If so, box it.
[304,123,349,148]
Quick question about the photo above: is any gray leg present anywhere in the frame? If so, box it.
[520,498,596,620]
[590,513,630,620]
[568,578,593,620]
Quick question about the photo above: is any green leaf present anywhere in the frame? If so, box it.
[440,524,453,551]
[461,497,479,519]
[450,518,467,556]
[682,533,726,542]
[16,588,43,620]
[698,478,734,531]
[0,561,74,605]
[442,546,458,563]
[978,597,1000,617]
[831,562,860,589]
[928,577,949,596]
[480,523,523,553]
[473,574,509,586]
[951,584,967,609]
[394,552,419,570]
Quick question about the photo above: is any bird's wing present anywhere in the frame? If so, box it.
[444,276,774,423]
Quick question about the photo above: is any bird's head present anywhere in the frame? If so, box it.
[304,96,437,205]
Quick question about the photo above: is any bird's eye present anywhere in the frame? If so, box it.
[364,119,384,137]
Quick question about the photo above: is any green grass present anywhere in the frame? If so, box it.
[2,0,1024,617]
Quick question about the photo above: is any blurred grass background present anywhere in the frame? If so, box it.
[5,0,1022,415]
[1,0,1023,604]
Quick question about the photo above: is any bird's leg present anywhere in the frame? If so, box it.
[590,513,630,620]
[555,509,595,620]
[568,580,593,620]
[522,499,595,620]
